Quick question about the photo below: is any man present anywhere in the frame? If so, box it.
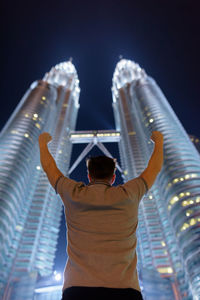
[38,130,163,300]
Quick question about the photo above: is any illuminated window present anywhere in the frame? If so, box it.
[191,173,197,178]
[149,118,154,123]
[186,209,193,217]
[33,113,38,118]
[161,241,166,247]
[35,123,41,129]
[58,150,62,154]
[157,267,173,274]
[25,113,29,118]
[173,178,179,183]
[190,218,196,226]
[16,225,23,232]
[24,133,29,138]
[196,197,200,203]
[36,166,41,170]
[42,96,46,100]
[181,223,189,231]
[71,134,94,138]
[124,170,128,175]
[170,196,179,205]
[11,130,18,134]
[149,195,153,199]
[180,217,199,232]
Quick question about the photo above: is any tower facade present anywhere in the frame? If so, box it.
[0,62,80,299]
[112,59,200,299]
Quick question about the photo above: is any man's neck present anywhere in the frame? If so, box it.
[89,179,111,186]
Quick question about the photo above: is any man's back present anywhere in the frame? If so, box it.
[38,131,163,299]
[57,177,147,292]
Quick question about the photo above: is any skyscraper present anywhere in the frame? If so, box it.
[112,59,200,299]
[0,61,80,300]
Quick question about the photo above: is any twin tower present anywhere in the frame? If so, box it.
[0,60,200,300]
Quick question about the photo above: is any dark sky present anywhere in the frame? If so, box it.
[1,0,200,278]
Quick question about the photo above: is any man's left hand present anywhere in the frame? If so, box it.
[39,132,52,145]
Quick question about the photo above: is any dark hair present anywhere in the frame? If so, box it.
[86,156,116,180]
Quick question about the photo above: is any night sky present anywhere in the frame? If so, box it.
[1,0,200,279]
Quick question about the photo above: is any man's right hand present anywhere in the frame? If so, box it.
[140,131,164,190]
[151,131,163,143]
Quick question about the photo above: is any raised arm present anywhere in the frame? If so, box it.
[38,132,64,191]
[140,131,164,190]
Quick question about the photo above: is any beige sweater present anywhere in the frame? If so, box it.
[57,176,147,292]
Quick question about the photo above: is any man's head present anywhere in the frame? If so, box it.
[86,156,116,185]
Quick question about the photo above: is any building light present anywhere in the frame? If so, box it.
[35,123,41,129]
[179,192,185,198]
[180,217,200,232]
[124,170,128,175]
[71,134,94,138]
[42,96,46,100]
[59,150,62,154]
[170,196,179,205]
[149,118,154,123]
[24,133,29,138]
[54,270,62,281]
[157,267,173,274]
[190,218,196,226]
[196,197,200,203]
[16,225,23,231]
[161,241,166,247]
[33,113,38,118]
[36,166,41,170]
[181,223,189,231]
[11,130,18,134]
[191,174,197,178]
[173,178,179,183]
[149,195,153,199]
[25,113,29,118]
[182,200,189,207]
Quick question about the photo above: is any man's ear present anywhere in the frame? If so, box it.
[88,173,92,182]
[111,174,116,185]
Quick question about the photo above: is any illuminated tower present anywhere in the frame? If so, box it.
[0,61,80,300]
[112,59,200,300]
